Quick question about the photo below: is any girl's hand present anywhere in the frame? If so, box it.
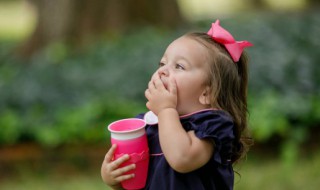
[145,73,177,115]
[101,144,136,188]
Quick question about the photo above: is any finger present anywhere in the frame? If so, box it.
[151,72,159,81]
[153,76,165,90]
[112,164,136,177]
[114,173,135,183]
[151,73,163,89]
[148,81,155,91]
[104,144,117,163]
[146,101,151,110]
[153,72,164,83]
[168,77,177,95]
[145,89,150,100]
[110,154,130,170]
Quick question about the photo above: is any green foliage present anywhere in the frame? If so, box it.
[0,11,319,161]
[0,109,21,144]
[0,93,145,147]
[0,28,172,146]
[249,92,290,141]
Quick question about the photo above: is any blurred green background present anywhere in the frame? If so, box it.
[0,0,319,189]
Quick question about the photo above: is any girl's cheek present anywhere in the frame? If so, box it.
[170,77,179,92]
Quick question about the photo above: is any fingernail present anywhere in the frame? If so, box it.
[132,164,136,169]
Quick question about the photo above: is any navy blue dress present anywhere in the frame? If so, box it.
[136,109,235,190]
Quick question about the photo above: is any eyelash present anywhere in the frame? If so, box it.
[159,62,165,67]
[158,62,185,70]
[175,64,184,70]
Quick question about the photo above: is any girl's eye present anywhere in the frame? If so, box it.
[159,62,165,67]
[175,64,185,70]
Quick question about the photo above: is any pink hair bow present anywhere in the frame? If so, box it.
[207,20,253,62]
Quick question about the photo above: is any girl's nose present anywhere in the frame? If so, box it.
[158,66,169,77]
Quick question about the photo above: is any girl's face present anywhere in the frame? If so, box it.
[153,36,211,115]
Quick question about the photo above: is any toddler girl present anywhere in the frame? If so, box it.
[101,20,253,190]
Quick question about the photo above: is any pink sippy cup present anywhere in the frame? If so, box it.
[108,118,149,190]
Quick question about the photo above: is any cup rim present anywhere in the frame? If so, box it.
[108,118,146,134]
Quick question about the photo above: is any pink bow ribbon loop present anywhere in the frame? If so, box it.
[207,20,253,62]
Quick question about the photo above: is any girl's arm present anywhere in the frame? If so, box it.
[157,108,214,173]
[145,73,214,173]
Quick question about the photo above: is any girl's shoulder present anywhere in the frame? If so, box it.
[180,109,235,140]
[182,109,235,165]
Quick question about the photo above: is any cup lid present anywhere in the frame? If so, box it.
[144,111,158,125]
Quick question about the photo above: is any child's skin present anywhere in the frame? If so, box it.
[101,144,135,189]
[101,35,215,188]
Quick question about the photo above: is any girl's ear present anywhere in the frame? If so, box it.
[199,87,211,105]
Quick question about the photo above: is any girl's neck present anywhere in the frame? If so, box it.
[179,108,219,118]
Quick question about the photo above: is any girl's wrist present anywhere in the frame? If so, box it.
[158,107,178,118]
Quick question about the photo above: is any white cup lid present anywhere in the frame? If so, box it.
[144,111,158,125]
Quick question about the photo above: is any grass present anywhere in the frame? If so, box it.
[234,152,320,190]
[1,151,319,190]
[0,172,108,190]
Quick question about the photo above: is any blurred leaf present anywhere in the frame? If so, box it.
[249,92,290,141]
[0,110,20,144]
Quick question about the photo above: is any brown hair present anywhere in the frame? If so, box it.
[185,32,253,164]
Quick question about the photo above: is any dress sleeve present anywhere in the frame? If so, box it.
[182,111,235,164]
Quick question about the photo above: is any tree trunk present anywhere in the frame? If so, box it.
[17,0,184,58]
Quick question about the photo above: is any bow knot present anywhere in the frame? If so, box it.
[207,20,253,62]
